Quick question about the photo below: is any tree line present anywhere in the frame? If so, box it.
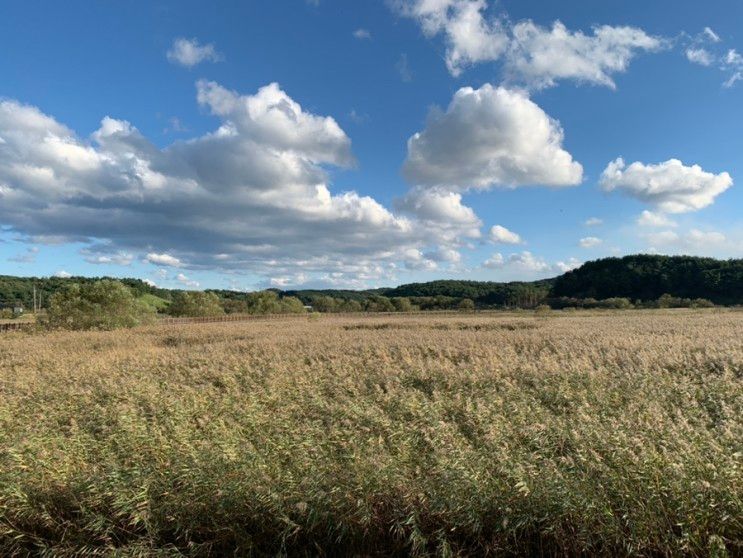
[2,255,740,328]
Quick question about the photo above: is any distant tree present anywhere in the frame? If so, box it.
[168,291,225,317]
[391,297,414,312]
[279,296,306,314]
[46,280,155,330]
[458,298,476,312]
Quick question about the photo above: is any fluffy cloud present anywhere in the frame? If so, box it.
[0,83,469,286]
[54,270,72,278]
[686,48,714,66]
[579,236,602,248]
[600,158,732,213]
[145,253,182,267]
[584,217,603,226]
[403,84,583,189]
[353,29,372,40]
[167,38,222,67]
[489,225,522,244]
[637,210,677,228]
[394,187,482,243]
[506,21,662,89]
[392,0,661,87]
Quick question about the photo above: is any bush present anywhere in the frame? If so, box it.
[168,291,225,317]
[46,280,155,330]
[458,298,476,312]
[534,304,552,316]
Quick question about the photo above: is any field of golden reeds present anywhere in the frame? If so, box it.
[1,310,741,556]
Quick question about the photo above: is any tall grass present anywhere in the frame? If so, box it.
[0,311,741,556]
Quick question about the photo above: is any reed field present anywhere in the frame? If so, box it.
[0,310,741,556]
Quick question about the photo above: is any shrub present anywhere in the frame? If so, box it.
[46,280,155,330]
[168,291,225,317]
[534,304,552,316]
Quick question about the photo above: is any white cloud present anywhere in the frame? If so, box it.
[600,158,732,213]
[392,0,662,87]
[0,83,473,287]
[394,187,482,243]
[82,250,134,266]
[483,251,581,277]
[143,278,157,287]
[403,248,438,271]
[645,228,728,252]
[686,48,714,66]
[579,236,602,248]
[167,38,222,67]
[506,21,662,89]
[176,273,200,289]
[54,270,72,278]
[425,246,461,263]
[145,253,182,267]
[353,29,372,40]
[553,258,582,273]
[489,224,522,244]
[403,84,583,189]
[637,210,677,228]
[584,217,603,226]
[704,27,721,43]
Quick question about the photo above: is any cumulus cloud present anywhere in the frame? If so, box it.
[145,253,182,267]
[600,158,732,213]
[391,0,662,87]
[54,270,72,278]
[637,210,677,228]
[489,225,522,244]
[167,38,222,67]
[584,217,603,226]
[353,29,372,40]
[579,236,602,248]
[394,187,482,243]
[403,84,583,190]
[0,83,470,286]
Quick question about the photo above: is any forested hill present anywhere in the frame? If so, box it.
[552,255,743,305]
[1,255,742,310]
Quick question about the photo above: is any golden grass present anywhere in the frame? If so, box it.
[1,310,741,556]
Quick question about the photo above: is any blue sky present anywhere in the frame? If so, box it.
[1,0,741,290]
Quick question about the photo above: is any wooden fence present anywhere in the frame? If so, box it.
[0,321,34,332]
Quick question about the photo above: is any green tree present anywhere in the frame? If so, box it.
[279,296,306,314]
[168,291,225,317]
[46,280,155,330]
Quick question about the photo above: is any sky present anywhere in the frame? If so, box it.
[0,0,741,291]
